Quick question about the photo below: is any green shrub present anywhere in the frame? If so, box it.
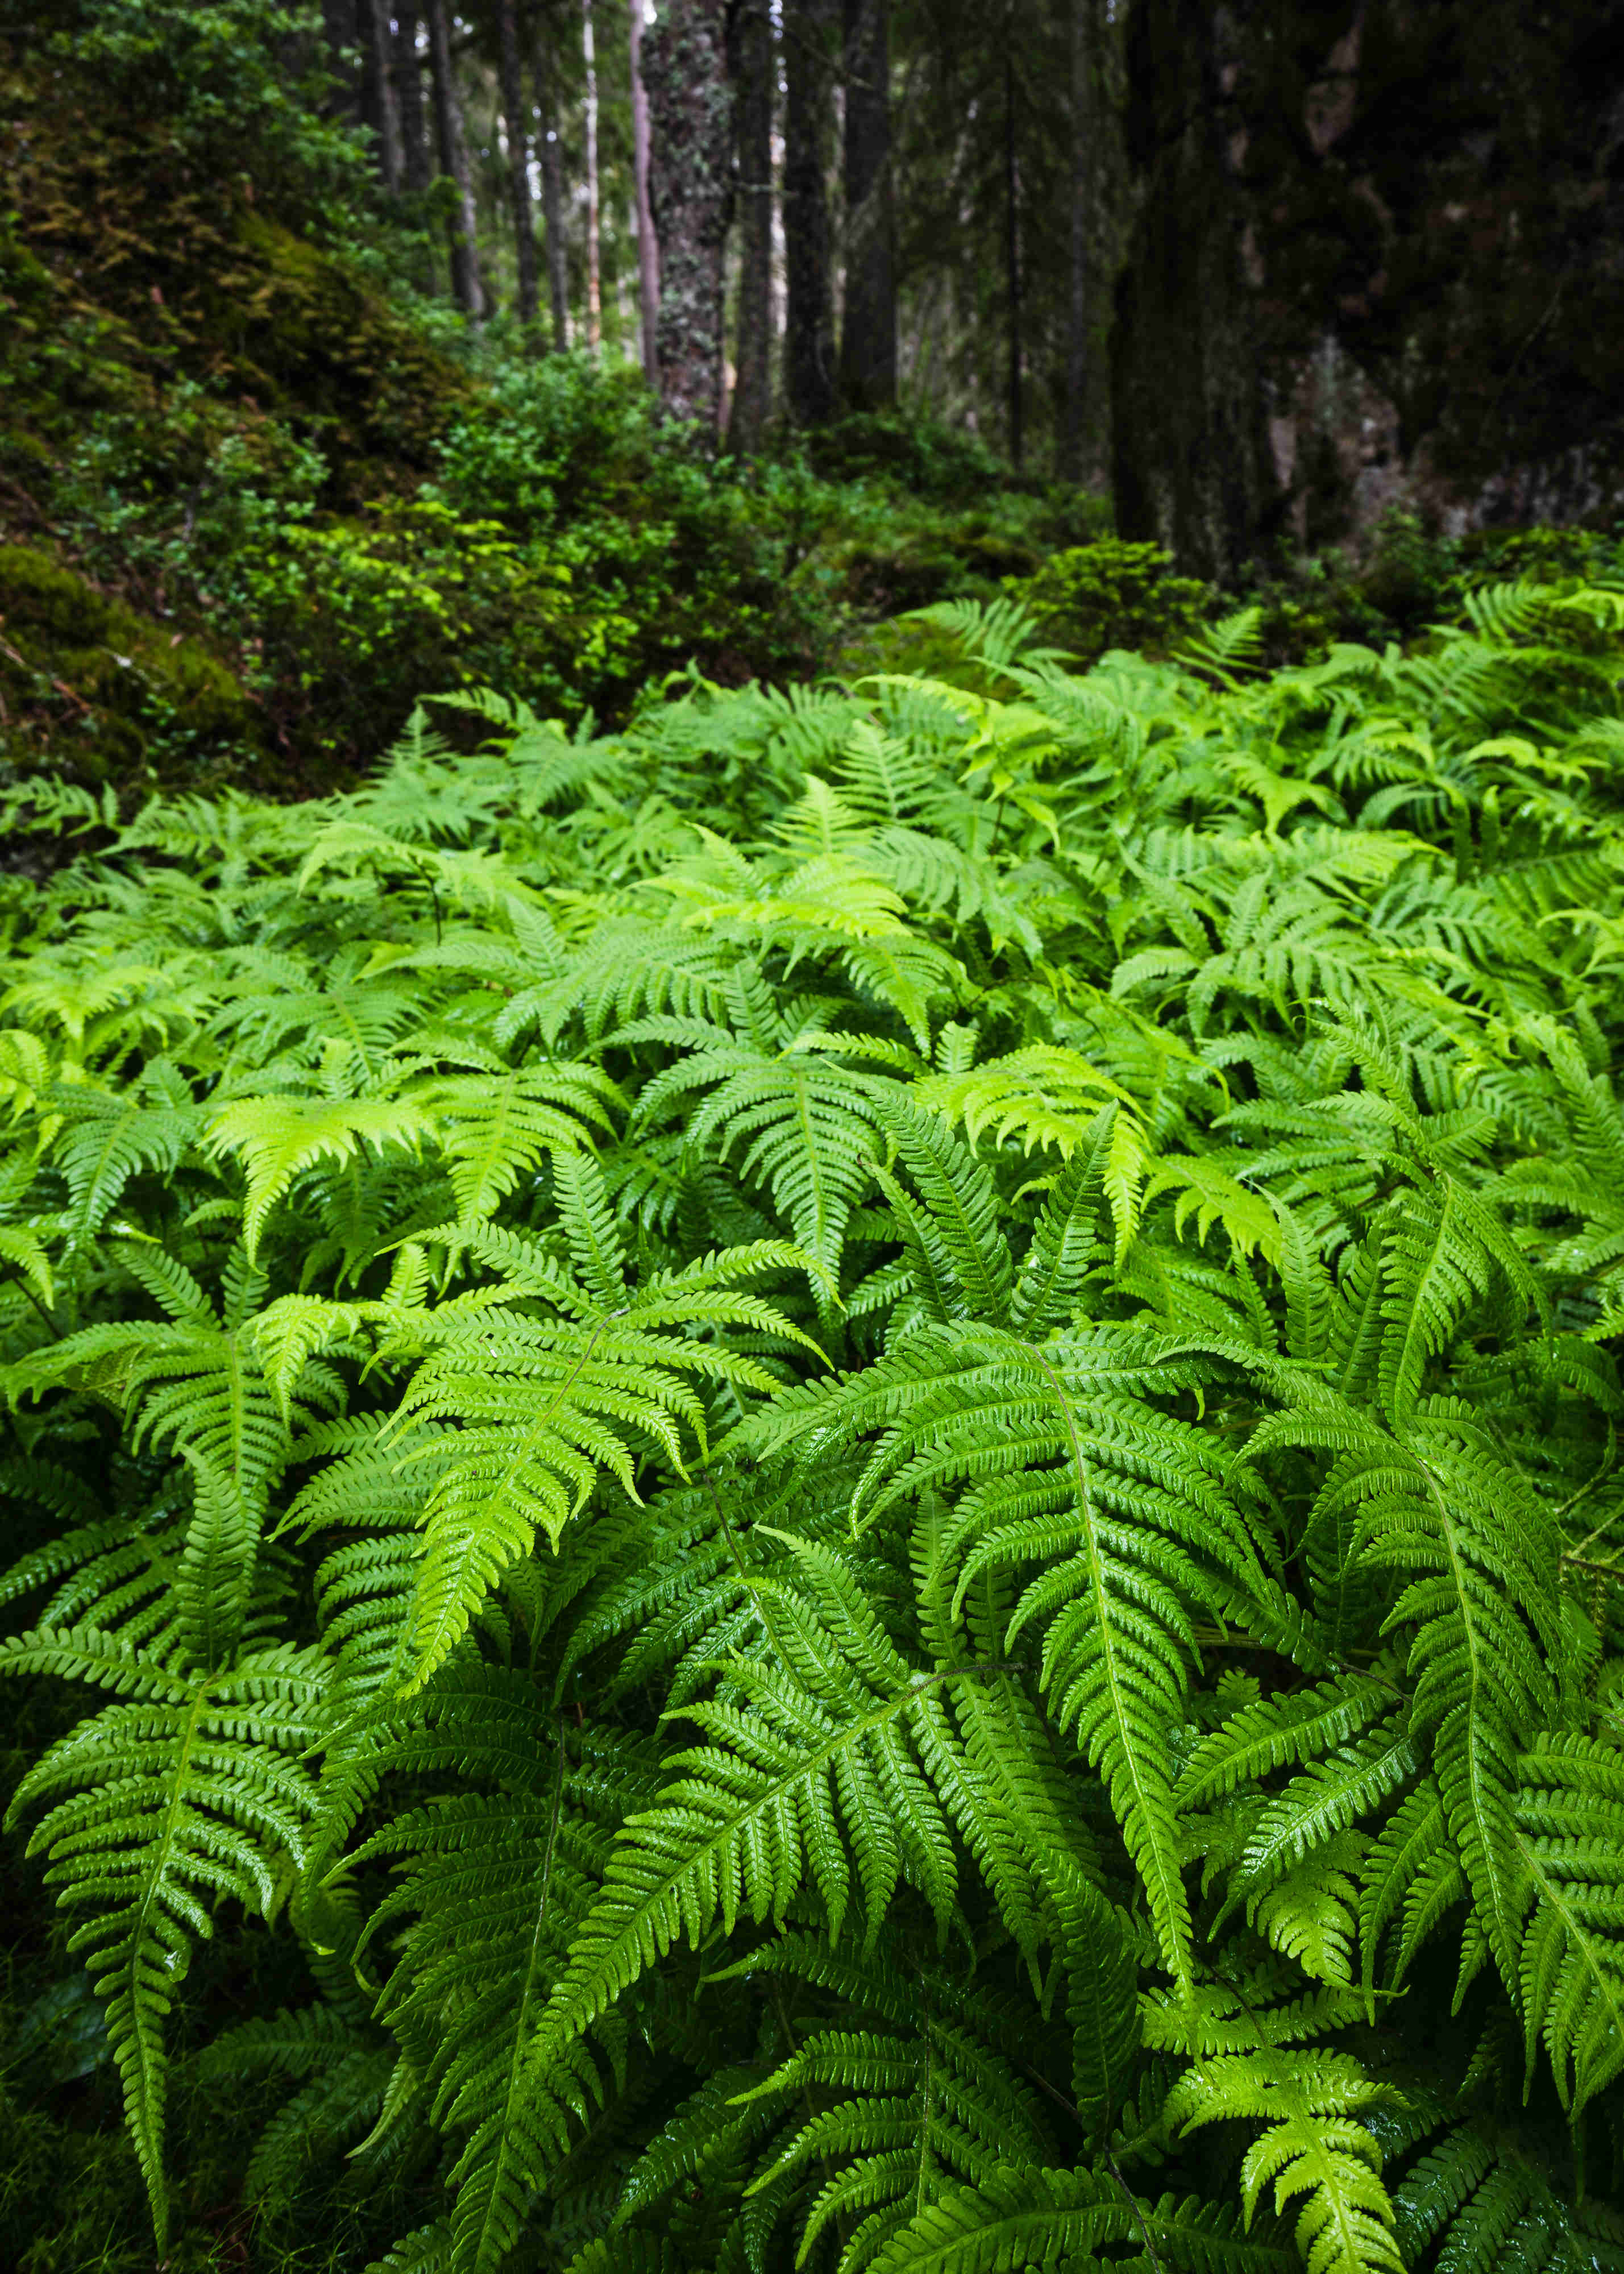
[1009,536,1218,661]
[796,408,1010,500]
[238,500,537,769]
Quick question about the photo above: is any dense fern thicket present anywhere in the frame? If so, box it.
[3,589,1624,2273]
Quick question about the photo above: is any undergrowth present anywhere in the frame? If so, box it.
[2,587,1624,2272]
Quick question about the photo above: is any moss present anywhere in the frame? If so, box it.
[0,543,257,784]
[227,214,469,472]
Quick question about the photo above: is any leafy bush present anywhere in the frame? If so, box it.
[30,0,371,217]
[3,583,1624,2271]
[1010,536,1219,661]
[796,409,1011,500]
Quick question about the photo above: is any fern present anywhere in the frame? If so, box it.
[3,595,1624,2272]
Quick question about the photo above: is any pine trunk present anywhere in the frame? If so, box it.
[630,0,661,386]
[498,0,539,335]
[426,0,485,319]
[838,0,895,410]
[583,0,602,357]
[728,0,775,454]
[536,20,570,350]
[641,0,735,435]
[783,0,837,426]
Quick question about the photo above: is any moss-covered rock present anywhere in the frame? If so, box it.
[0,543,257,783]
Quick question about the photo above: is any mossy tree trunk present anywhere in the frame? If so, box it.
[642,0,736,435]
[728,0,775,454]
[784,0,838,426]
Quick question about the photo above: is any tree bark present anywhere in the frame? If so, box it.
[426,0,485,319]
[583,0,603,356]
[497,0,539,335]
[838,0,895,410]
[630,0,661,385]
[359,0,404,191]
[1004,43,1022,471]
[394,6,433,196]
[783,0,837,426]
[1111,0,1276,582]
[535,18,570,350]
[1061,0,1093,483]
[728,0,774,454]
[641,0,736,434]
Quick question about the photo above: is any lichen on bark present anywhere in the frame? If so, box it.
[641,0,736,437]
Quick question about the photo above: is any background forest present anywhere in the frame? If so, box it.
[6,6,1624,2274]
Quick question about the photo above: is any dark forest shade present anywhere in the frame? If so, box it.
[642,0,735,433]
[839,0,896,409]
[784,0,838,425]
[358,0,404,190]
[1061,0,1098,483]
[497,0,539,335]
[1111,0,1275,583]
[535,11,571,352]
[426,0,485,319]
[393,5,431,196]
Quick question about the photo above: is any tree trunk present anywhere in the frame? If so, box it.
[838,0,895,410]
[783,0,837,426]
[630,1,661,385]
[497,0,539,335]
[728,0,774,454]
[641,0,735,434]
[1004,44,1022,471]
[1110,0,1276,582]
[426,0,485,319]
[359,0,404,191]
[321,0,362,130]
[394,6,432,196]
[535,19,570,350]
[1061,0,1093,483]
[583,0,603,356]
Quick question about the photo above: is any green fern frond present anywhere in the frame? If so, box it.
[1,1629,324,2249]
